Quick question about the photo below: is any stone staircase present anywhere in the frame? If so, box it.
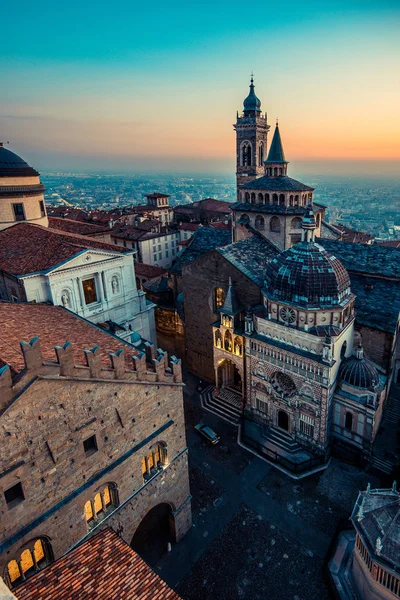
[200,386,242,426]
[263,427,303,454]
[371,383,400,474]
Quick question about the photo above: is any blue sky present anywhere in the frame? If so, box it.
[1,0,399,172]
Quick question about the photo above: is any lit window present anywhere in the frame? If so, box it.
[214,287,225,310]
[7,539,52,588]
[84,500,94,523]
[94,492,103,515]
[84,485,117,529]
[142,444,167,479]
[82,278,98,305]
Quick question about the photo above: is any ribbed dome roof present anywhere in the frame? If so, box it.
[243,78,261,114]
[0,144,39,177]
[339,346,379,390]
[265,241,351,308]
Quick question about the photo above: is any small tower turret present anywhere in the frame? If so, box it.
[264,122,289,177]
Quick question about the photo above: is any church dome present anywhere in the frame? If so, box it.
[243,77,262,114]
[0,143,39,177]
[265,241,351,308]
[339,346,379,390]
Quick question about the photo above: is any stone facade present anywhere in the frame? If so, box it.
[0,336,191,590]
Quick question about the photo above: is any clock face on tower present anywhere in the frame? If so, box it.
[280,306,296,324]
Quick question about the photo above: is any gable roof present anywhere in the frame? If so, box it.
[0,303,137,376]
[48,217,109,236]
[15,528,181,600]
[0,223,130,276]
[171,227,232,275]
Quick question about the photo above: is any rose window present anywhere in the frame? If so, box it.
[270,371,297,399]
[279,306,296,324]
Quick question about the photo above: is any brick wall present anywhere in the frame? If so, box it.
[182,250,262,381]
[0,344,191,582]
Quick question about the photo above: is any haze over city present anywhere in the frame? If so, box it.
[1,0,400,174]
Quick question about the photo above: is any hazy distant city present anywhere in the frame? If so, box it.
[43,170,400,240]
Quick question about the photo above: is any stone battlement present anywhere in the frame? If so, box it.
[0,337,182,411]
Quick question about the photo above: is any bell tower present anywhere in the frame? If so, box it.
[234,77,270,196]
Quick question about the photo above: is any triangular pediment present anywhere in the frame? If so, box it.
[47,249,126,274]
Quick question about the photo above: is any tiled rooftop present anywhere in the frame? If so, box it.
[15,528,181,600]
[0,303,135,376]
[134,263,167,278]
[322,239,400,279]
[171,227,232,274]
[241,175,314,192]
[0,223,129,275]
[218,235,278,287]
[48,216,109,235]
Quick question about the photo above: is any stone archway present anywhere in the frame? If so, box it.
[217,359,242,393]
[130,503,175,566]
[278,410,289,432]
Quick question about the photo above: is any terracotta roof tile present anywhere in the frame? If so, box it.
[0,303,136,375]
[15,529,181,600]
[48,217,109,235]
[0,223,130,275]
[134,263,167,278]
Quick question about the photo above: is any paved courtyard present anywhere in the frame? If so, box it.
[156,373,383,600]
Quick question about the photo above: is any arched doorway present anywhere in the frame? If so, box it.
[130,503,175,566]
[217,359,242,393]
[278,410,289,431]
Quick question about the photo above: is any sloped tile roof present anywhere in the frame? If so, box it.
[321,239,400,279]
[171,227,232,275]
[15,528,181,600]
[134,263,167,278]
[48,217,109,235]
[0,303,136,376]
[0,223,129,275]
[217,235,278,287]
[241,175,314,192]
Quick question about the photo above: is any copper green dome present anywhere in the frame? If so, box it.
[243,77,262,115]
[265,241,351,309]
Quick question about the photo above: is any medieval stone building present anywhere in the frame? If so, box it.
[0,303,191,591]
[177,80,400,475]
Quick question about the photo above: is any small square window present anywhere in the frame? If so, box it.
[5,482,25,509]
[83,435,98,456]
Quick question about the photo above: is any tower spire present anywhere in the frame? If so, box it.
[264,122,289,177]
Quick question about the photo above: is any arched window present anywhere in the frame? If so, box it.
[7,539,52,588]
[279,168,283,176]
[341,340,347,359]
[265,193,270,204]
[257,193,263,203]
[270,217,281,233]
[345,412,353,431]
[250,193,256,203]
[215,330,222,348]
[245,192,250,202]
[279,194,285,206]
[224,330,232,352]
[255,215,265,230]
[84,484,118,527]
[272,194,278,205]
[294,195,299,206]
[242,142,252,166]
[291,217,302,230]
[258,142,264,166]
[234,337,243,356]
[214,287,225,310]
[239,213,250,226]
[289,195,294,206]
[273,167,278,176]
[142,443,168,479]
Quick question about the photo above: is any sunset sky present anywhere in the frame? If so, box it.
[1,0,399,173]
